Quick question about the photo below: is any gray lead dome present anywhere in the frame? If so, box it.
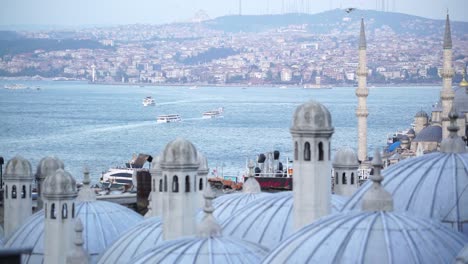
[42,169,76,197]
[161,138,199,168]
[332,147,359,168]
[290,100,333,133]
[263,211,468,263]
[4,156,32,180]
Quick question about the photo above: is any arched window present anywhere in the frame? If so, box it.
[294,142,298,160]
[45,204,47,219]
[152,179,155,192]
[21,185,26,199]
[72,203,75,218]
[342,173,347,184]
[335,172,339,184]
[304,142,311,161]
[51,203,56,219]
[5,185,8,199]
[318,142,324,161]
[29,185,32,198]
[185,176,190,192]
[12,185,17,199]
[351,173,355,184]
[62,203,68,219]
[172,176,179,192]
[328,142,331,160]
[199,178,204,191]
[164,175,168,192]
[159,179,163,192]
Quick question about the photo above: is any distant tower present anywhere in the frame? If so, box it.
[414,111,429,134]
[35,156,64,209]
[356,18,369,162]
[43,169,78,264]
[290,100,334,231]
[3,156,33,237]
[332,147,359,197]
[160,138,200,240]
[91,64,96,82]
[441,14,454,139]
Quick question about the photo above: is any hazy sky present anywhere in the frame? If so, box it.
[0,0,467,27]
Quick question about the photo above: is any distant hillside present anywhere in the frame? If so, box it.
[204,9,468,37]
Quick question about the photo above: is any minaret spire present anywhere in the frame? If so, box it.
[362,149,393,212]
[356,18,369,162]
[197,186,221,237]
[440,13,455,139]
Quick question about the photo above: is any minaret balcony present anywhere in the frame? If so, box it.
[356,69,368,76]
[355,109,369,117]
[355,89,369,97]
[441,69,454,78]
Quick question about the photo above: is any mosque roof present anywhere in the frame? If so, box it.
[341,152,468,235]
[197,192,273,223]
[262,211,468,263]
[130,236,269,264]
[415,110,429,118]
[412,125,442,142]
[97,217,163,264]
[4,201,143,264]
[332,147,359,168]
[220,191,347,249]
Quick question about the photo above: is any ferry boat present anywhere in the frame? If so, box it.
[142,96,155,106]
[202,107,224,119]
[4,84,29,90]
[157,114,182,123]
[100,153,151,188]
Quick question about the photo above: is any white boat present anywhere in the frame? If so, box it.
[189,85,198,90]
[202,107,224,119]
[142,96,155,106]
[99,153,151,188]
[4,84,29,90]
[157,114,182,123]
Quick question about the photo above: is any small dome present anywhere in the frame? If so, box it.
[35,156,64,180]
[456,244,468,264]
[98,217,163,264]
[42,169,77,197]
[290,100,333,133]
[332,147,359,168]
[161,138,199,169]
[263,211,468,263]
[197,192,272,223]
[415,110,429,118]
[4,156,32,180]
[130,236,269,264]
[412,125,442,142]
[342,152,468,235]
[221,191,346,249]
[407,128,415,135]
[5,201,143,264]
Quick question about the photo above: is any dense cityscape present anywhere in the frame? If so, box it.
[1,9,468,86]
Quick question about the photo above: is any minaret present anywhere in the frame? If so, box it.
[35,157,64,209]
[160,138,200,240]
[3,156,33,237]
[290,100,334,230]
[440,107,466,153]
[441,14,454,139]
[66,219,89,264]
[43,169,78,264]
[356,18,369,162]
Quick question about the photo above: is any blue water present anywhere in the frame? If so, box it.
[0,81,440,182]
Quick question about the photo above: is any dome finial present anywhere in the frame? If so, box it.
[361,149,394,212]
[440,106,466,153]
[197,186,222,238]
[242,159,262,193]
[77,167,96,202]
[66,218,89,264]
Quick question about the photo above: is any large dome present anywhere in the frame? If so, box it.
[197,192,272,223]
[130,236,269,264]
[342,152,468,235]
[161,138,199,168]
[5,201,143,263]
[290,100,333,133]
[220,191,347,249]
[98,217,163,264]
[262,211,468,263]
